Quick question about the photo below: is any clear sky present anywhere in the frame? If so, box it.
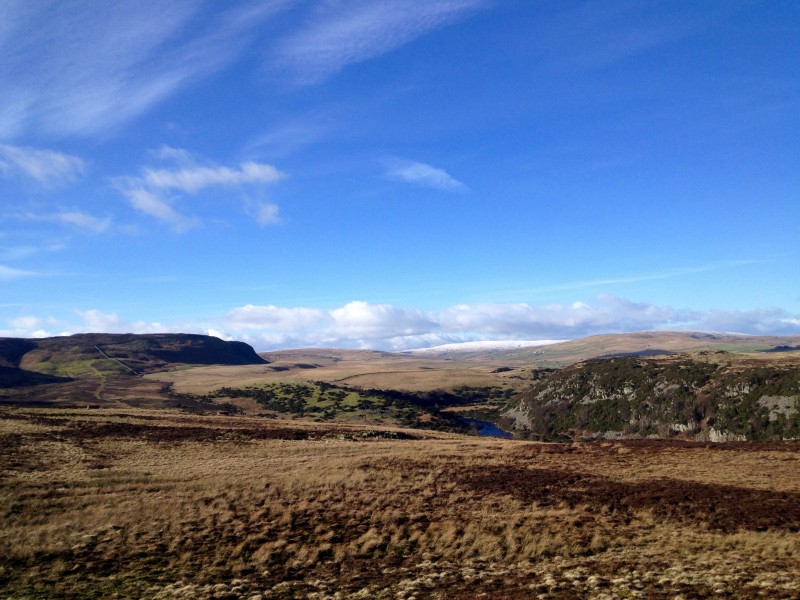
[1,1,798,350]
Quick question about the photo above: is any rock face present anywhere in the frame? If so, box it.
[502,354,800,441]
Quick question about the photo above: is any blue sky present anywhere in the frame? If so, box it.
[1,0,798,350]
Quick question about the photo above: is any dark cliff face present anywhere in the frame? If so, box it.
[0,333,267,388]
[503,355,800,441]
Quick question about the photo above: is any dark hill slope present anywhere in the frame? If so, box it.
[503,353,800,441]
[0,338,71,386]
[1,333,267,394]
[17,333,267,377]
[0,338,37,368]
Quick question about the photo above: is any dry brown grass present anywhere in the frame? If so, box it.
[1,407,798,599]
[145,354,521,396]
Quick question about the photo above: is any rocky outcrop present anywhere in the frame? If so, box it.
[504,354,800,441]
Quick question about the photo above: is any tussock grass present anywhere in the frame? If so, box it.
[1,407,798,598]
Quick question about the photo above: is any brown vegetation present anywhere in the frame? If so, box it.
[149,352,522,395]
[2,407,798,598]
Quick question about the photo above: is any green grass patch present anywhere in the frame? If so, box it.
[199,381,472,432]
[29,359,128,378]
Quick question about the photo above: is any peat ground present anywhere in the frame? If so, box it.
[1,408,798,598]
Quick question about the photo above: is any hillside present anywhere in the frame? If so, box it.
[427,331,800,366]
[503,351,800,441]
[19,333,266,375]
[148,347,528,428]
[0,333,267,407]
[5,331,800,438]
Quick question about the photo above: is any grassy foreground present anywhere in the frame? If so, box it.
[1,408,799,599]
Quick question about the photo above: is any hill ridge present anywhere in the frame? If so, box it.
[1,332,266,390]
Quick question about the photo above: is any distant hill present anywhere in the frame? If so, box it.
[259,348,399,367]
[0,333,267,406]
[4,331,800,434]
[503,351,800,441]
[405,340,563,357]
[7,333,266,377]
[428,331,800,366]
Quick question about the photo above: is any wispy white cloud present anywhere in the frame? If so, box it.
[512,260,765,295]
[387,160,466,191]
[0,143,85,185]
[246,117,335,159]
[142,162,284,194]
[52,211,112,233]
[0,246,36,261]
[0,310,167,339]
[115,149,285,231]
[0,241,66,261]
[537,2,713,72]
[0,264,38,281]
[153,144,195,165]
[272,0,488,85]
[249,203,281,227]
[76,309,167,334]
[21,210,111,233]
[0,1,486,139]
[0,1,291,138]
[225,304,328,332]
[119,187,199,233]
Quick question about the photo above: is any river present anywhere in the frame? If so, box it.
[460,417,513,439]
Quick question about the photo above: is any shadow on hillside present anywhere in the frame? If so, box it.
[0,366,73,388]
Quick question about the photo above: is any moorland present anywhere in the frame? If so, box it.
[1,331,799,598]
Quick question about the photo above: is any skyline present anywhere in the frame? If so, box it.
[1,1,798,350]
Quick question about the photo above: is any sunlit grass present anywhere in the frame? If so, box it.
[1,407,798,599]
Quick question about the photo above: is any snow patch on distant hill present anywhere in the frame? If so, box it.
[407,340,564,354]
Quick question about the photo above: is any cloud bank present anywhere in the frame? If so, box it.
[5,296,798,350]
